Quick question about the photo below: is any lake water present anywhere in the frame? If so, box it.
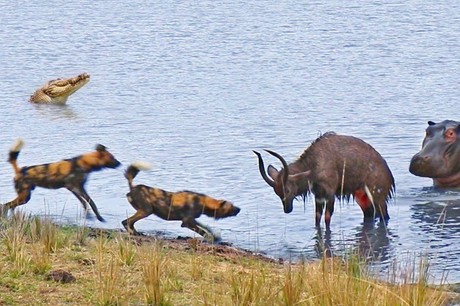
[0,1,459,283]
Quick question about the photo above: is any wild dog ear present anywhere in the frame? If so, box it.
[267,165,279,180]
[95,144,107,152]
[428,121,436,126]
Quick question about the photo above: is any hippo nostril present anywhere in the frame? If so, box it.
[421,155,431,161]
[412,154,430,165]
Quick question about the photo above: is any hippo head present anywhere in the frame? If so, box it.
[409,120,460,188]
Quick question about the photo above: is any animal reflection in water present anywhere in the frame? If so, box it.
[313,223,391,264]
[411,196,460,238]
[32,103,79,120]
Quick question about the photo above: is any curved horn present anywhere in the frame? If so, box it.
[265,149,289,185]
[253,150,275,187]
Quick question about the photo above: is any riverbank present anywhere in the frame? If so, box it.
[0,212,458,305]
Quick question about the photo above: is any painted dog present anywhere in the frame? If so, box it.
[122,162,240,241]
[2,139,121,222]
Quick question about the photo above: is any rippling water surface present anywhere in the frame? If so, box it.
[1,1,460,283]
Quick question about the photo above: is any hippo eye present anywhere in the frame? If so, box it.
[445,129,456,141]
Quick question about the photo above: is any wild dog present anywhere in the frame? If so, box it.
[2,139,121,222]
[123,162,240,241]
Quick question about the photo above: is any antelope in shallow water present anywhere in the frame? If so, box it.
[254,132,395,228]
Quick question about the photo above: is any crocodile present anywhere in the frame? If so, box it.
[29,73,90,104]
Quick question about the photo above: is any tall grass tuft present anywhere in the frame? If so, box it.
[139,242,169,305]
[75,222,91,245]
[231,271,257,305]
[1,212,31,276]
[30,243,52,274]
[94,232,123,306]
[281,263,305,305]
[29,216,67,253]
[115,235,136,266]
[230,263,276,305]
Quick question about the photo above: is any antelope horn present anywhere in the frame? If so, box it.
[265,149,289,185]
[253,150,275,187]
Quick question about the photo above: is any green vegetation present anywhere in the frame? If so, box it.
[0,212,456,305]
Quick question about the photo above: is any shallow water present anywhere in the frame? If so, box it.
[1,0,459,283]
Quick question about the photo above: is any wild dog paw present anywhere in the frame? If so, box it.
[203,232,221,244]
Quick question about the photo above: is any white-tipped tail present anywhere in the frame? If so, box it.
[132,161,152,171]
[10,138,24,152]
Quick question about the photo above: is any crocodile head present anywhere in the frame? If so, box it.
[29,73,90,104]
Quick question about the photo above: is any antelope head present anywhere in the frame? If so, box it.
[253,150,311,213]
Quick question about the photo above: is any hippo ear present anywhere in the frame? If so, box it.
[428,121,436,126]
[267,165,279,180]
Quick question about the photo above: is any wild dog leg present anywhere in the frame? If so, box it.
[3,187,32,214]
[181,217,217,241]
[122,209,151,236]
[69,190,89,211]
[70,187,105,222]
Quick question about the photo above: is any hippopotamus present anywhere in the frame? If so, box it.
[409,120,460,188]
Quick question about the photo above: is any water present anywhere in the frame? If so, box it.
[1,0,460,283]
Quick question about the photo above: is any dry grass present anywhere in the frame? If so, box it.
[0,211,457,305]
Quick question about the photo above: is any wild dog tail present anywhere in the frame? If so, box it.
[8,139,24,175]
[125,161,152,190]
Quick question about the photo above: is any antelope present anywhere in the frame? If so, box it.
[254,132,395,228]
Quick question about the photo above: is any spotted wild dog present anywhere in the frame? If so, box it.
[2,139,121,222]
[122,162,240,241]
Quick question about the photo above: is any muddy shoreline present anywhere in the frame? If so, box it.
[85,226,284,264]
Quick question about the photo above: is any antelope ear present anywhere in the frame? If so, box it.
[267,165,279,180]
[289,170,311,181]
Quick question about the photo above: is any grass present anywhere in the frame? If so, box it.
[0,211,457,305]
